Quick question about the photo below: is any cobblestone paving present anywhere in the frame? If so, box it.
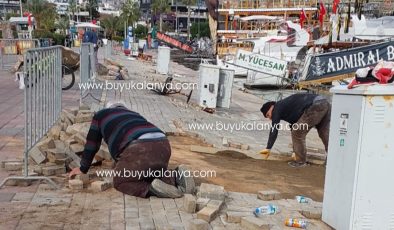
[0,50,330,229]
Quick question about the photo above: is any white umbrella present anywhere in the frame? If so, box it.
[76,22,101,29]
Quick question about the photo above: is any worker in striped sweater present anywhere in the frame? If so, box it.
[69,100,194,198]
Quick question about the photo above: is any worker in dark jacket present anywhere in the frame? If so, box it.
[259,94,331,167]
[69,100,194,198]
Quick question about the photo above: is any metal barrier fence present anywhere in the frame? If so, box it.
[0,39,40,71]
[80,43,99,104]
[0,46,63,189]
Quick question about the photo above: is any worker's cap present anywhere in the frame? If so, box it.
[260,101,276,118]
[105,100,127,109]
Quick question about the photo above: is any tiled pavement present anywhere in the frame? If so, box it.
[103,53,326,160]
[0,50,329,229]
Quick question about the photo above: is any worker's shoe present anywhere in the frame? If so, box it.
[175,164,195,194]
[288,161,307,168]
[149,179,183,198]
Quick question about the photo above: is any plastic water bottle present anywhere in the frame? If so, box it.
[295,195,311,203]
[285,218,308,229]
[253,204,279,216]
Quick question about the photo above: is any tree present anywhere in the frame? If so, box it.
[56,17,70,35]
[68,0,77,23]
[134,24,148,39]
[190,21,210,38]
[151,0,170,32]
[85,0,100,20]
[101,15,121,39]
[120,0,141,39]
[25,0,57,30]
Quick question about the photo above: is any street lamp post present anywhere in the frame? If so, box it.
[19,0,23,17]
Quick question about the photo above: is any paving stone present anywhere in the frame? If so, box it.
[257,190,281,201]
[196,198,210,211]
[183,194,196,213]
[190,145,218,154]
[48,125,61,140]
[37,138,56,150]
[76,174,90,185]
[240,216,270,230]
[11,192,35,202]
[4,178,33,186]
[4,161,23,171]
[28,146,46,164]
[69,143,84,153]
[42,165,66,176]
[75,113,93,123]
[197,183,225,201]
[0,192,15,202]
[196,206,219,223]
[59,131,71,141]
[69,179,83,191]
[73,133,86,145]
[188,219,209,230]
[62,110,76,123]
[1,159,22,169]
[229,142,242,149]
[91,181,112,192]
[206,200,223,210]
[300,206,322,219]
[226,211,253,223]
[49,176,68,184]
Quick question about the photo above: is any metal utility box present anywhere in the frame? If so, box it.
[217,68,234,108]
[156,46,170,74]
[198,64,220,108]
[323,85,394,230]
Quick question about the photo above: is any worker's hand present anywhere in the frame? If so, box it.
[68,167,82,178]
[259,149,271,160]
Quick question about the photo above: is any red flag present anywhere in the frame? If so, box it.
[319,0,326,26]
[299,9,306,28]
[332,0,340,13]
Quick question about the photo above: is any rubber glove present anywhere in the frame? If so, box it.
[259,149,271,160]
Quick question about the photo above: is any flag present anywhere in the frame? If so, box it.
[319,0,326,27]
[300,9,306,28]
[332,0,340,14]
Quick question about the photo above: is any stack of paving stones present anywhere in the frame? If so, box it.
[99,58,131,80]
[0,104,115,188]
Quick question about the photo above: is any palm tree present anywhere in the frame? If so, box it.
[68,0,77,23]
[25,0,56,30]
[120,0,141,39]
[151,0,170,32]
[56,17,70,35]
[101,15,120,39]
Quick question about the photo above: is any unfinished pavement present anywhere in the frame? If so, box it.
[0,49,329,229]
[101,51,327,162]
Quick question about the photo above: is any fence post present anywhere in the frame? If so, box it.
[80,43,99,105]
[0,46,63,189]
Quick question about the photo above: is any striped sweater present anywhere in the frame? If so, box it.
[80,107,164,173]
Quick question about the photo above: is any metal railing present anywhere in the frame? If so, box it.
[0,46,63,189]
[0,39,40,71]
[80,43,99,104]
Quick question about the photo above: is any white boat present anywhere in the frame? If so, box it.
[218,19,309,86]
